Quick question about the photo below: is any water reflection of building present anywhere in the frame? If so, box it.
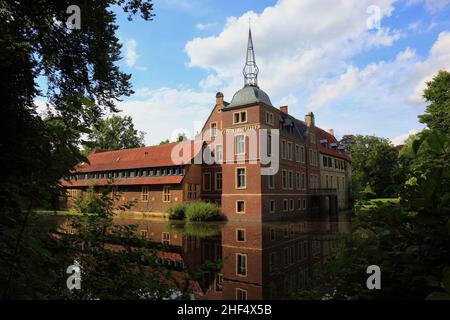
[111,214,350,300]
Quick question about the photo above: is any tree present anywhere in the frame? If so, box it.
[85,115,145,153]
[349,135,399,199]
[292,70,450,300]
[419,70,450,134]
[0,0,155,299]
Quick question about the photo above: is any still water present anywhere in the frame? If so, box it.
[106,212,352,300]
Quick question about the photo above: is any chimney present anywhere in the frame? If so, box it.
[216,92,224,106]
[328,129,335,136]
[279,105,288,114]
[305,112,315,127]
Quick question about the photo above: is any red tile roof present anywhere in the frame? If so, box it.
[316,127,352,162]
[73,141,198,173]
[61,176,184,187]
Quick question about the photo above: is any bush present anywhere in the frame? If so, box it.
[166,203,187,220]
[185,201,222,221]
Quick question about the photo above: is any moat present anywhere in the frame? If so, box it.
[53,211,351,300]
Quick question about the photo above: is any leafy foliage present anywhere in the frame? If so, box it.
[185,202,223,222]
[166,203,188,220]
[84,115,145,153]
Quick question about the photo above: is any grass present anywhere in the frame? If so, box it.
[34,210,81,216]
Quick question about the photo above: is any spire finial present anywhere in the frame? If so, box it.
[242,22,259,87]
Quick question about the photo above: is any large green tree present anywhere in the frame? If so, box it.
[85,115,145,153]
[349,135,399,199]
[0,0,155,299]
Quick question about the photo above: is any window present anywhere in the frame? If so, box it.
[211,122,217,137]
[297,199,301,210]
[266,112,274,125]
[323,156,327,167]
[236,254,247,276]
[282,170,287,189]
[269,199,275,213]
[215,172,222,191]
[269,252,276,273]
[163,186,171,202]
[233,111,247,124]
[301,173,306,189]
[281,140,286,159]
[283,199,288,212]
[215,274,223,292]
[141,186,149,201]
[309,149,313,165]
[270,228,276,241]
[236,200,246,214]
[287,142,293,160]
[216,144,223,162]
[235,134,245,155]
[268,174,275,189]
[289,199,294,211]
[140,230,148,239]
[203,172,211,191]
[303,199,307,210]
[296,172,301,189]
[267,134,272,156]
[188,184,197,199]
[300,146,305,163]
[236,229,246,242]
[288,171,293,189]
[236,288,247,300]
[295,145,300,162]
[236,168,246,188]
[328,157,332,167]
[162,232,170,246]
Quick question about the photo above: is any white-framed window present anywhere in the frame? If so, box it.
[267,133,272,156]
[282,170,287,189]
[266,112,274,125]
[268,174,275,189]
[289,199,294,211]
[287,142,293,160]
[203,172,211,191]
[281,140,286,159]
[233,111,247,124]
[211,122,217,137]
[141,186,149,201]
[235,134,245,155]
[236,288,247,300]
[283,199,288,212]
[236,228,246,242]
[301,173,306,189]
[215,172,222,191]
[269,199,275,213]
[300,146,305,163]
[236,168,246,189]
[288,170,293,189]
[236,200,246,214]
[236,254,247,276]
[295,144,300,162]
[215,144,223,162]
[163,186,171,202]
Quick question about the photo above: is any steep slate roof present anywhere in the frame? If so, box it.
[73,141,197,173]
[316,127,352,162]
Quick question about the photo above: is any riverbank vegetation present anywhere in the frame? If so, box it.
[292,70,450,300]
[167,202,223,221]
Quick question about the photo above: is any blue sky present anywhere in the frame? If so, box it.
[43,0,450,146]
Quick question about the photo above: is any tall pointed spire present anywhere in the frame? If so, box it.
[242,26,259,87]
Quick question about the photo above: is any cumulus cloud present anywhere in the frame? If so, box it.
[185,0,400,102]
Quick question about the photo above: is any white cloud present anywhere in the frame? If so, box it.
[391,129,419,145]
[125,39,139,67]
[195,23,216,30]
[199,74,223,90]
[117,88,215,145]
[185,0,400,103]
[406,0,450,12]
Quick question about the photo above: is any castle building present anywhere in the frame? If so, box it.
[61,28,351,221]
